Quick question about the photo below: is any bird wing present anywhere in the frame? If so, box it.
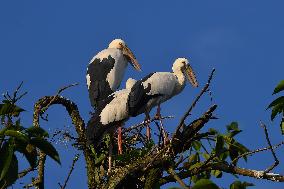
[143,72,177,97]
[128,72,163,116]
[86,93,117,146]
[86,55,116,107]
[86,90,129,147]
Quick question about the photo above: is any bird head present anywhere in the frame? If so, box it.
[173,58,198,87]
[125,78,137,89]
[108,39,141,71]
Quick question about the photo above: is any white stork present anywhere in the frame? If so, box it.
[128,58,198,139]
[86,78,137,155]
[86,39,141,108]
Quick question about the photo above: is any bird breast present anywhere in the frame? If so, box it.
[92,48,128,91]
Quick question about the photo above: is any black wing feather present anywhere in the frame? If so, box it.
[87,55,115,107]
[128,72,162,116]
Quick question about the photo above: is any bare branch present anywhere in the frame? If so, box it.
[231,141,284,165]
[160,161,284,186]
[173,68,216,139]
[18,167,36,179]
[260,121,280,173]
[122,116,174,134]
[59,154,80,189]
[167,168,189,189]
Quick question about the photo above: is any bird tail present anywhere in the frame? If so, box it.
[86,113,117,151]
[86,115,104,146]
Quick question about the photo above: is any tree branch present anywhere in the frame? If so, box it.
[59,154,80,189]
[260,121,279,173]
[174,68,215,138]
[160,162,284,185]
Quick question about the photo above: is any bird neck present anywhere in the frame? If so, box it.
[173,70,186,93]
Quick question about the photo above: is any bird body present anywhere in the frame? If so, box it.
[128,58,198,117]
[86,78,137,146]
[89,48,127,91]
[86,39,141,108]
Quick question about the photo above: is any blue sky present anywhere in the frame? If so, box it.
[1,0,284,188]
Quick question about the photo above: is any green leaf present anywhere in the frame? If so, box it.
[215,135,224,155]
[30,137,61,165]
[192,141,201,151]
[3,130,29,142]
[0,102,25,117]
[281,118,284,135]
[208,128,218,135]
[203,153,210,160]
[229,144,239,165]
[226,122,242,137]
[192,179,219,189]
[0,143,14,180]
[26,127,49,138]
[15,141,37,168]
[270,102,284,120]
[230,180,254,189]
[188,153,199,166]
[211,170,222,178]
[273,80,284,94]
[267,96,284,109]
[0,154,18,188]
[227,122,239,132]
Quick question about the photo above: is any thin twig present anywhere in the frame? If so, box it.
[231,141,284,165]
[59,154,80,189]
[260,121,279,173]
[167,168,189,189]
[122,116,174,133]
[41,83,79,114]
[173,68,215,138]
[18,167,36,179]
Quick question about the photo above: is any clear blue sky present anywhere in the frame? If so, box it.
[1,1,284,188]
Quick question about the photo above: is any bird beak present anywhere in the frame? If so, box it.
[184,64,198,87]
[122,45,141,71]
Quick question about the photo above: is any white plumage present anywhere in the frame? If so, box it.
[127,57,198,140]
[99,78,136,125]
[129,58,198,117]
[86,39,141,107]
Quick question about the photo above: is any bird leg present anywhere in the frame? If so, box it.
[108,133,114,174]
[154,104,162,119]
[155,104,169,145]
[144,112,151,140]
[117,124,123,155]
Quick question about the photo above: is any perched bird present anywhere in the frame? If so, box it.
[86,39,141,108]
[86,78,137,154]
[128,58,198,139]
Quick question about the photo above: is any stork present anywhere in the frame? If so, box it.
[86,39,141,108]
[128,58,198,140]
[86,78,137,155]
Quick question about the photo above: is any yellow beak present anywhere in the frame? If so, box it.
[122,45,141,71]
[185,64,198,87]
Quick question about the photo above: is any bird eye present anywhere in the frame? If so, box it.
[119,42,123,45]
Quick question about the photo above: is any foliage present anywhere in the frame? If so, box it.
[267,80,284,134]
[0,85,60,188]
[2,79,284,189]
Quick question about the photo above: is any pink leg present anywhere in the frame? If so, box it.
[108,134,113,174]
[155,104,162,119]
[145,112,151,140]
[155,104,169,145]
[117,125,123,155]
